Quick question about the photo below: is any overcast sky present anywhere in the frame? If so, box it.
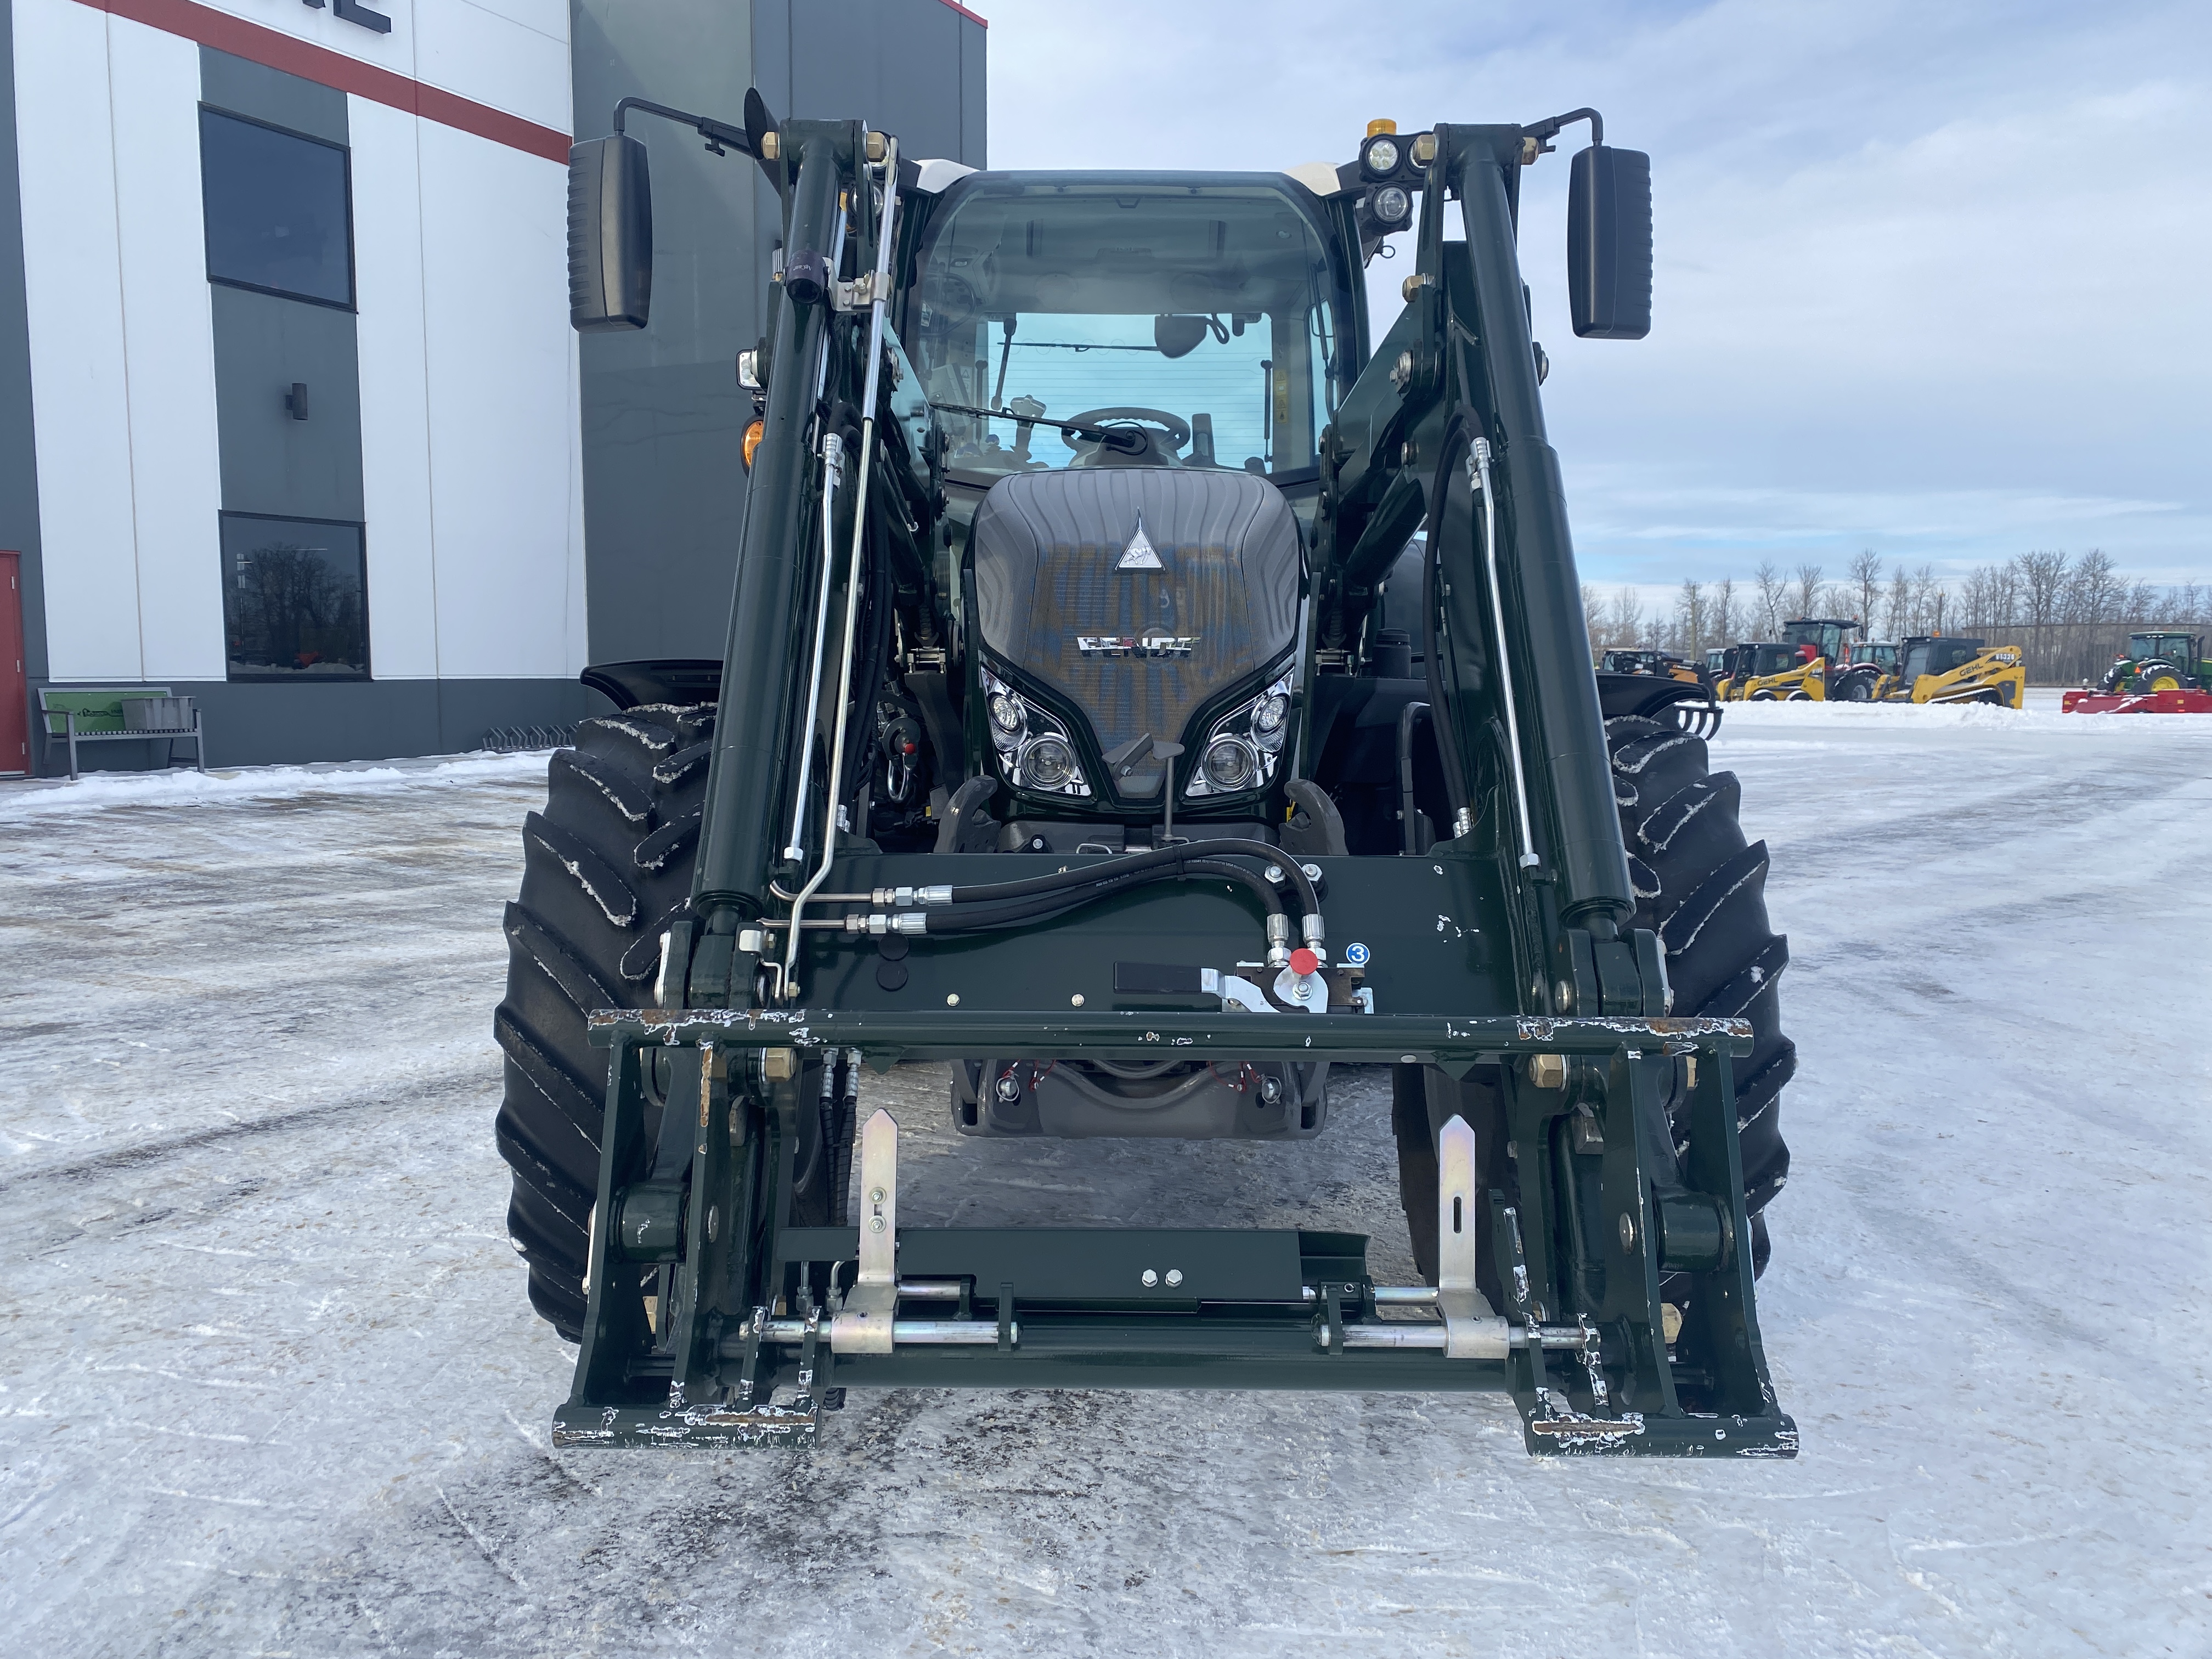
[979,0,2211,599]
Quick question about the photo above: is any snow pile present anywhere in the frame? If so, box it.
[0,747,551,817]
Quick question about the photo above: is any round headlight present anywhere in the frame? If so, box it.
[1022,735,1075,789]
[1364,137,1401,176]
[1251,692,1289,739]
[1372,185,1411,225]
[988,690,1025,737]
[1202,736,1256,792]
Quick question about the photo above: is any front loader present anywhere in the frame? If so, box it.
[1875,636,2025,707]
[496,95,1798,1458]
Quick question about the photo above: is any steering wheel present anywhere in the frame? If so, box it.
[1060,406,1191,452]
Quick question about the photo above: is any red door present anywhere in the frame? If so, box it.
[0,552,26,777]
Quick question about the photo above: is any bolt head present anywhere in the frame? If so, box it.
[946,993,961,1007]
[1527,1053,1566,1090]
[1618,1212,1638,1253]
[1141,1269,1159,1288]
[868,1187,886,1204]
[1165,1269,1183,1287]
[1070,993,1085,1007]
[870,1216,886,1233]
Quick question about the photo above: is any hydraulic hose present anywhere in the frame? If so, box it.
[945,838,1320,919]
[921,857,1285,936]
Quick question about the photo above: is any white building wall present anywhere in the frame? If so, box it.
[15,0,143,681]
[106,19,225,683]
[15,0,580,692]
[416,117,582,679]
[349,94,441,681]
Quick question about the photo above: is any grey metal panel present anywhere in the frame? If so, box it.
[571,0,985,665]
[198,46,348,143]
[572,0,762,664]
[790,1,959,159]
[960,13,985,168]
[0,0,48,687]
[209,284,365,522]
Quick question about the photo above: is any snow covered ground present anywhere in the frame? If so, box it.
[3,702,2207,1657]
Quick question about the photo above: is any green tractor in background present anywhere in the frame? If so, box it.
[2100,632,2210,695]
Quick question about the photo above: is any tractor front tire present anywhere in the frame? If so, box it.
[1609,713,1794,1245]
[490,704,834,1339]
[1390,714,1795,1290]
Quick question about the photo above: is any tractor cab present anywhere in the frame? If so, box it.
[1781,617,1856,669]
[2126,631,2199,664]
[1852,640,1898,673]
[906,173,1355,848]
[1898,636,1985,686]
[1738,642,1802,678]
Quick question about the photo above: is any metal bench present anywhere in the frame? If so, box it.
[38,687,207,781]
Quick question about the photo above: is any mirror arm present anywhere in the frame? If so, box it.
[1520,106,1604,156]
[612,96,753,159]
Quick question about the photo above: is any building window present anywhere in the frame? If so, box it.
[200,109,353,309]
[221,514,370,680]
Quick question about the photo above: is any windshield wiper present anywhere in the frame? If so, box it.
[929,401,1146,454]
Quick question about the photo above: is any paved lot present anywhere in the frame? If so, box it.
[2,704,2207,1656]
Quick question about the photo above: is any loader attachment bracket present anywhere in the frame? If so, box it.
[550,1009,1797,1459]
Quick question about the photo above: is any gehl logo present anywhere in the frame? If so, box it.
[1077,635,1199,657]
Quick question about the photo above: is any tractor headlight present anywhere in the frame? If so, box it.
[981,665,1090,798]
[1251,691,1289,746]
[1021,735,1076,790]
[1200,737,1257,792]
[1371,185,1412,227]
[1364,136,1401,176]
[1185,668,1295,800]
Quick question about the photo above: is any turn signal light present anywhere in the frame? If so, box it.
[742,418,765,469]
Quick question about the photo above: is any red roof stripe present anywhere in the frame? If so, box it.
[75,0,573,163]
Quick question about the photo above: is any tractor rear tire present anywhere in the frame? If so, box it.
[491,703,835,1339]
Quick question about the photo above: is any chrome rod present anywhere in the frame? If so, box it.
[1471,436,1541,870]
[1332,1323,1590,1351]
[782,430,845,864]
[782,137,900,1001]
[764,1317,1006,1347]
[895,1281,965,1301]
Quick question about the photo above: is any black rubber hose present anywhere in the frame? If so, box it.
[927,857,1277,934]
[924,857,1285,936]
[945,837,1319,916]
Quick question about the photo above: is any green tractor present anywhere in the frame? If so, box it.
[2101,631,2210,695]
[506,94,1798,1457]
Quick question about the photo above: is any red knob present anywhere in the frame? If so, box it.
[1289,948,1319,976]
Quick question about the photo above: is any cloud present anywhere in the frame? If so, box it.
[979,0,2212,588]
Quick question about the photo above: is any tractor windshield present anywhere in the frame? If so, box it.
[907,176,1353,484]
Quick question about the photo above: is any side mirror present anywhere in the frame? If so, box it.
[568,134,652,332]
[1567,145,1651,340]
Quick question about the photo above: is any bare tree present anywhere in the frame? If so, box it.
[1753,561,1786,638]
[1581,582,1604,654]
[1790,562,1826,620]
[1847,550,1882,631]
[1605,586,1644,651]
[1710,577,1740,648]
[1674,579,1707,656]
